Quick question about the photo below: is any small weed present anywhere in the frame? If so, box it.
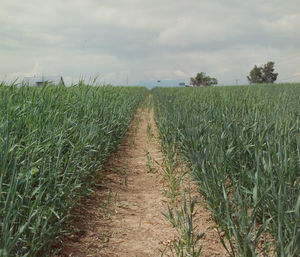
[102,189,119,220]
[102,189,113,220]
[163,184,204,257]
[102,232,111,244]
[147,122,153,142]
[134,115,142,133]
[123,162,128,186]
[146,150,156,173]
[162,155,186,204]
[130,136,136,149]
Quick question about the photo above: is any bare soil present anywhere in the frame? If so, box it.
[57,105,228,257]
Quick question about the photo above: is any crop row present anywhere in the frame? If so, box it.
[152,84,300,257]
[0,83,148,256]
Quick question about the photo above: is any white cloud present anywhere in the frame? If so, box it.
[262,13,300,34]
[0,0,300,85]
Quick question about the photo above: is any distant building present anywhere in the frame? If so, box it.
[139,79,187,89]
[22,76,65,86]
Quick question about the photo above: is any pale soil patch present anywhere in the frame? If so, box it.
[56,105,228,257]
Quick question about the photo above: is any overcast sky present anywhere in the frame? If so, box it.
[1,0,300,85]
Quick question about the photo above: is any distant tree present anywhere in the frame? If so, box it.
[247,61,278,84]
[262,61,278,83]
[247,65,263,84]
[190,72,218,86]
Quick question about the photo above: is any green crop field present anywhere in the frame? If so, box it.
[0,83,147,256]
[1,81,299,257]
[152,84,300,256]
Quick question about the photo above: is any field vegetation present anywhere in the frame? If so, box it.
[153,84,300,256]
[0,82,147,256]
[1,81,299,257]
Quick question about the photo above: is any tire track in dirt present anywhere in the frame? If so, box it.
[57,102,228,257]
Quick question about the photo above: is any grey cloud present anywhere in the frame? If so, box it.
[1,0,300,85]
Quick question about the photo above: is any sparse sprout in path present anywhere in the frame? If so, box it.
[123,162,128,186]
[163,183,204,257]
[146,150,155,173]
[147,122,153,142]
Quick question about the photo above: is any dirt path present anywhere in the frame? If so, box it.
[57,103,228,257]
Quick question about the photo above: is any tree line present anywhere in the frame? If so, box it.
[190,61,278,86]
